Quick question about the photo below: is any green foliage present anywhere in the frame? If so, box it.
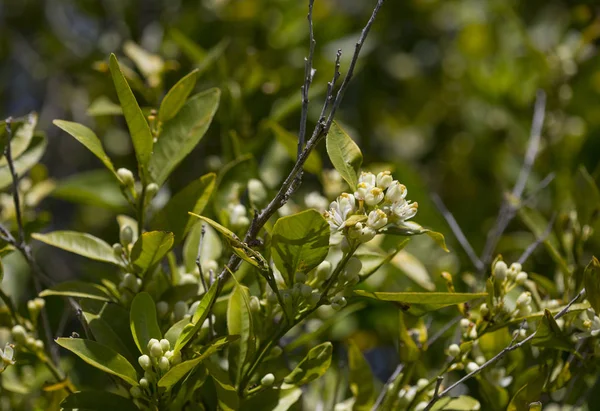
[326,122,363,190]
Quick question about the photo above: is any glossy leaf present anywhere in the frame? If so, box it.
[326,121,363,190]
[109,54,153,180]
[131,231,174,274]
[164,318,189,349]
[205,359,239,411]
[353,291,488,316]
[0,134,47,191]
[347,341,375,410]
[584,257,600,315]
[531,309,575,352]
[357,241,408,281]
[431,396,481,410]
[56,338,138,385]
[52,169,128,210]
[83,311,136,364]
[284,342,332,386]
[391,250,435,291]
[159,69,199,123]
[175,280,219,352]
[40,281,113,302]
[227,284,254,384]
[151,173,215,243]
[149,88,220,185]
[87,96,123,116]
[271,209,330,286]
[158,335,236,387]
[0,112,37,166]
[53,120,116,175]
[130,292,162,355]
[269,122,322,174]
[61,391,139,411]
[32,231,122,266]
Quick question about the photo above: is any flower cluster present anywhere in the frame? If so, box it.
[132,339,182,399]
[325,171,418,243]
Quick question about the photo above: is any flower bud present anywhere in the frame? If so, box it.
[25,336,36,349]
[147,339,159,352]
[300,284,313,298]
[150,342,163,358]
[123,273,137,289]
[376,171,393,189]
[331,295,347,311]
[33,298,45,310]
[138,354,152,370]
[316,261,332,281]
[173,301,188,321]
[345,257,362,278]
[146,183,159,197]
[516,292,532,308]
[158,356,170,372]
[27,300,40,319]
[11,325,27,344]
[416,378,429,389]
[294,272,307,283]
[139,378,149,389]
[169,350,182,365]
[159,339,170,352]
[466,362,479,373]
[156,301,169,318]
[249,296,261,312]
[120,226,134,246]
[480,303,489,317]
[113,243,123,257]
[448,344,461,357]
[493,260,507,282]
[261,373,275,387]
[515,271,528,285]
[248,179,267,206]
[117,168,135,187]
[459,318,471,331]
[271,346,283,357]
[310,291,321,306]
[34,340,44,351]
[130,386,143,398]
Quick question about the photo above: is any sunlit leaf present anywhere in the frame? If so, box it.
[326,121,363,190]
[56,338,138,385]
[40,281,113,302]
[32,231,123,266]
[347,341,375,410]
[227,284,254,384]
[130,292,162,355]
[82,311,136,364]
[0,112,37,166]
[431,396,481,410]
[284,342,332,386]
[531,309,576,353]
[52,170,128,210]
[159,69,199,123]
[130,231,174,274]
[87,96,123,116]
[175,280,219,352]
[391,250,435,291]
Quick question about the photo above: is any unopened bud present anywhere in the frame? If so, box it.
[261,373,275,387]
[156,301,169,318]
[158,356,170,372]
[150,342,163,358]
[159,339,170,352]
[271,346,283,357]
[146,183,159,197]
[113,243,123,257]
[117,168,135,187]
[139,378,149,389]
[11,325,27,344]
[169,350,182,365]
[300,284,312,298]
[516,292,532,308]
[466,362,479,373]
[515,272,528,285]
[173,301,188,321]
[480,303,489,317]
[460,318,471,330]
[138,354,152,370]
[448,344,460,358]
[120,226,134,246]
[494,260,507,282]
[316,261,332,281]
[248,179,267,206]
[249,296,261,312]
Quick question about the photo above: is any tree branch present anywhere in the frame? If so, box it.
[298,0,316,158]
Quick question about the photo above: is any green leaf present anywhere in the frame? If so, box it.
[430,396,481,410]
[130,231,174,274]
[87,96,123,116]
[53,120,116,175]
[0,112,37,166]
[123,41,164,87]
[572,166,600,226]
[159,69,199,123]
[531,309,575,353]
[507,369,545,411]
[384,223,449,252]
[175,280,219,352]
[398,312,420,362]
[183,222,222,272]
[130,292,162,355]
[391,250,435,291]
[32,231,122,266]
[164,318,190,349]
[83,312,136,364]
[149,88,220,185]
[151,173,216,243]
[205,359,239,410]
[284,342,332,386]
[326,121,363,190]
[584,257,600,315]
[52,169,128,210]
[227,284,254,385]
[268,122,322,174]
[347,341,375,410]
[61,391,139,411]
[158,335,237,388]
[109,54,153,180]
[39,281,113,302]
[353,291,488,316]
[56,338,138,385]
[0,134,47,190]
[271,209,330,286]
[357,241,408,281]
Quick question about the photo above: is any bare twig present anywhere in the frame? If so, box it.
[480,90,547,269]
[423,288,585,410]
[298,0,316,158]
[517,213,556,265]
[426,315,462,347]
[432,193,484,272]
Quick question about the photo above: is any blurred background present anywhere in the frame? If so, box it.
[1,0,599,388]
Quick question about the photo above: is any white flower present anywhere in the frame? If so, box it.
[575,309,600,338]
[0,343,15,372]
[347,222,376,242]
[358,172,377,188]
[385,181,407,203]
[354,182,369,201]
[367,209,388,230]
[516,292,532,308]
[325,193,356,230]
[365,187,384,206]
[391,200,418,222]
[229,203,249,227]
[305,191,329,212]
[376,171,393,189]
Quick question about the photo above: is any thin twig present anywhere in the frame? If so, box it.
[423,288,585,410]
[432,193,484,272]
[480,91,547,268]
[195,224,213,338]
[426,315,462,347]
[371,364,404,411]
[4,119,25,244]
[298,0,316,158]
[517,213,556,265]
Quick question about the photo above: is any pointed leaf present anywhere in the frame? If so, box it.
[584,257,600,315]
[149,88,220,185]
[159,69,199,123]
[130,292,162,355]
[61,391,139,411]
[130,231,174,274]
[353,291,488,316]
[391,250,435,291]
[284,342,332,386]
[40,281,113,302]
[56,338,138,385]
[348,341,375,410]
[227,284,254,384]
[430,396,481,411]
[205,359,239,410]
[53,120,116,174]
[52,169,128,210]
[271,209,330,286]
[32,231,122,266]
[87,96,123,116]
[175,280,219,352]
[531,309,575,352]
[326,121,362,190]
[109,54,153,180]
[151,173,215,243]
[0,112,37,166]
[83,312,136,364]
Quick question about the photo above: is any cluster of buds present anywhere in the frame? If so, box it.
[227,202,250,229]
[132,339,182,399]
[11,325,44,354]
[493,261,528,287]
[483,260,533,322]
[118,273,142,300]
[395,378,435,410]
[0,343,15,373]
[325,171,418,243]
[515,291,533,317]
[116,168,159,203]
[27,298,45,327]
[459,318,478,340]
